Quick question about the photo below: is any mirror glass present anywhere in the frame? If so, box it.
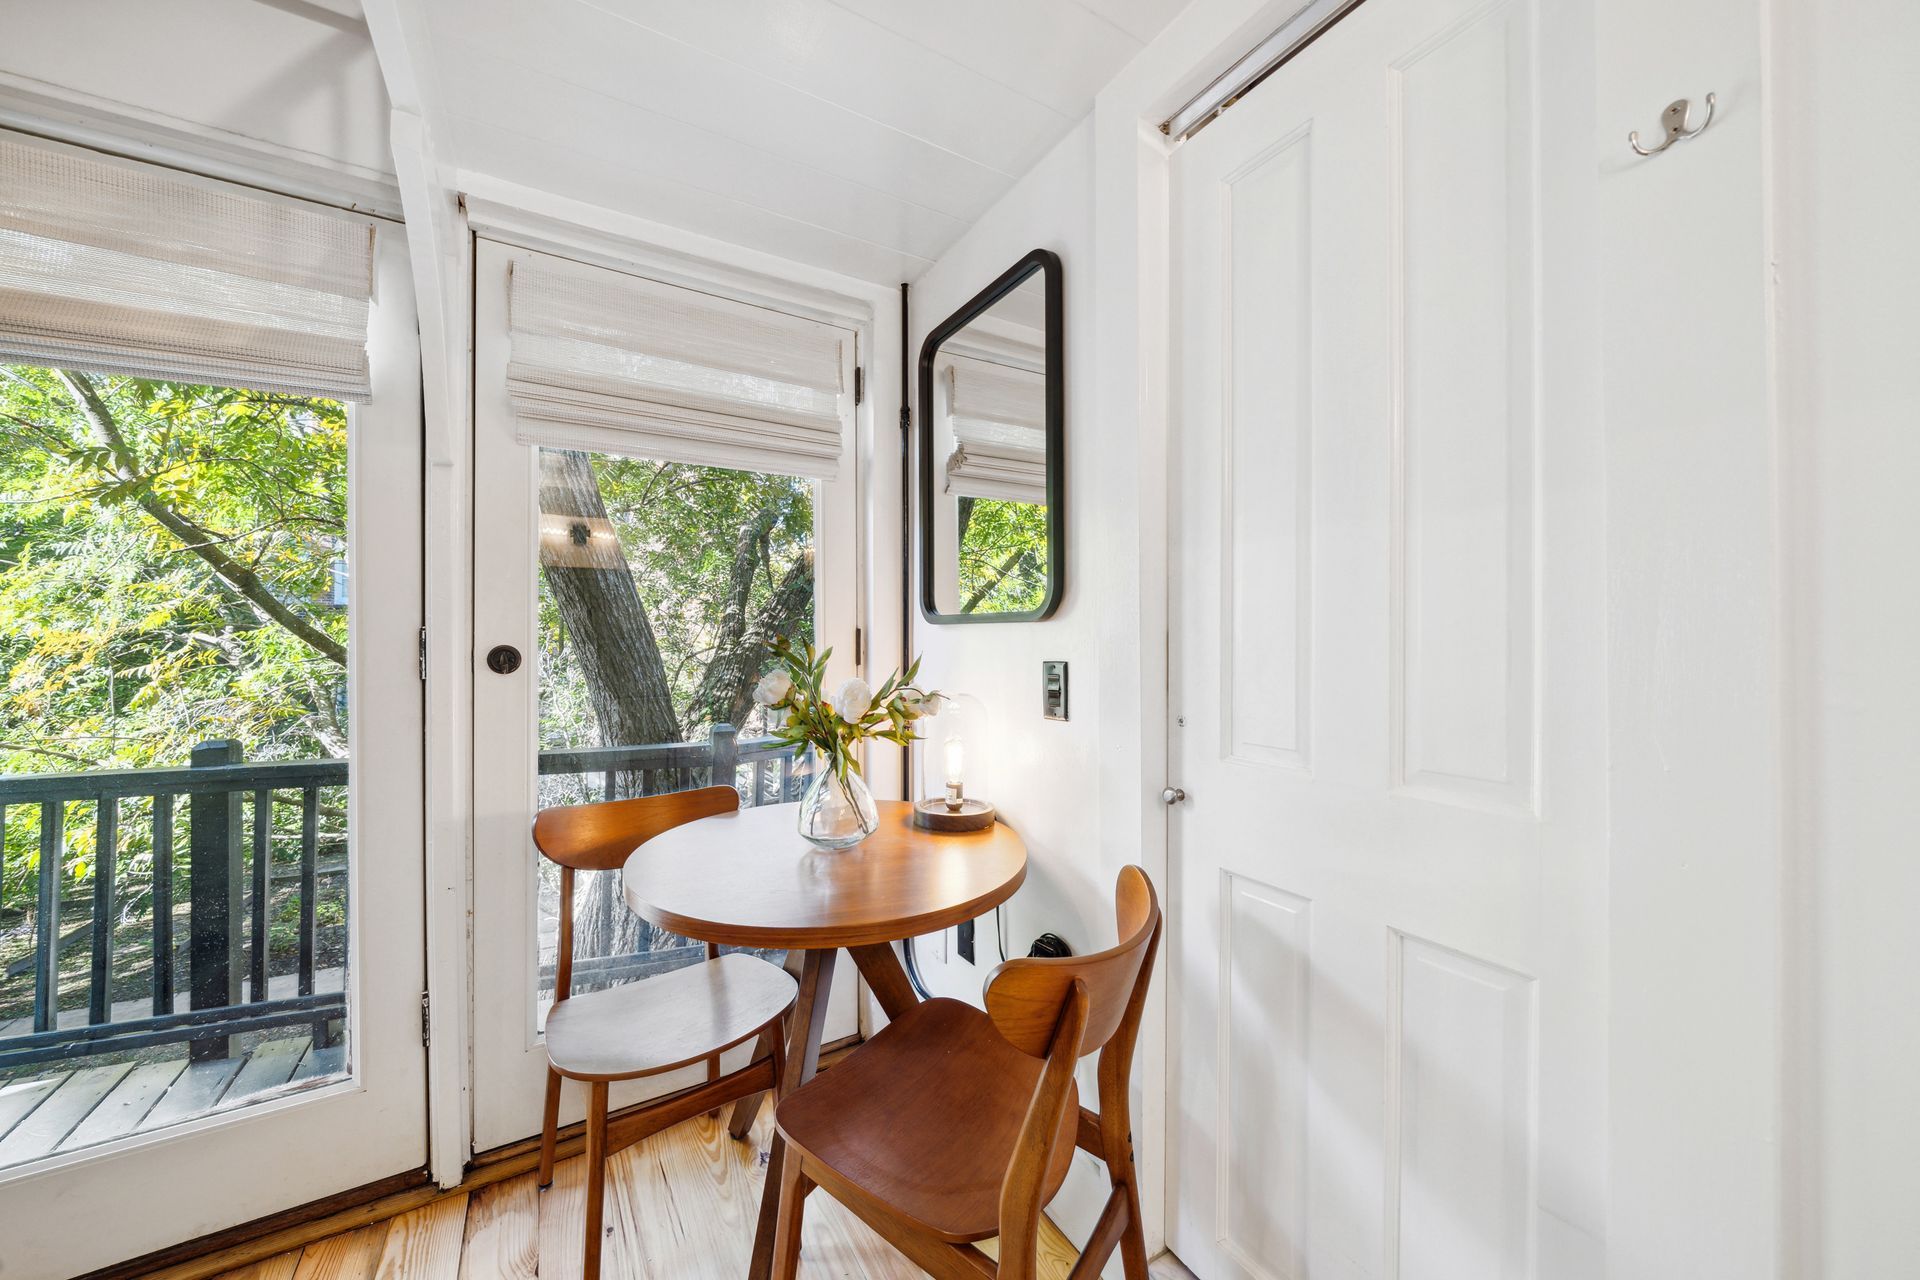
[920,250,1061,622]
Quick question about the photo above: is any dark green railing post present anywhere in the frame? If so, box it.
[710,723,738,791]
[88,799,117,1024]
[188,740,244,1060]
[33,801,62,1033]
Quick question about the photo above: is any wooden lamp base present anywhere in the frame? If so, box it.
[911,798,997,832]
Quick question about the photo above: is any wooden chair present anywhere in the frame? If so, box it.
[770,865,1161,1280]
[533,785,797,1280]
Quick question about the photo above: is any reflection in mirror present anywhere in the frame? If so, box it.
[920,251,1061,621]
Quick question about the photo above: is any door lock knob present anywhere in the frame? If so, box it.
[486,644,523,675]
[1161,787,1187,805]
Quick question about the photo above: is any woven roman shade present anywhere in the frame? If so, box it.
[506,252,851,480]
[0,134,377,399]
[942,352,1047,504]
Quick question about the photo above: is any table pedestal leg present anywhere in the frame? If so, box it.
[847,942,920,1022]
[748,946,836,1280]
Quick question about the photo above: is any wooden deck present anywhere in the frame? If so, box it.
[0,1034,343,1169]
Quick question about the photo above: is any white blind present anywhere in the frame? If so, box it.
[943,353,1047,504]
[0,135,376,400]
[506,253,850,480]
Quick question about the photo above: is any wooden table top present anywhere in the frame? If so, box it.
[622,800,1027,949]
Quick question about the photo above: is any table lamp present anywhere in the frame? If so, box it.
[913,692,995,831]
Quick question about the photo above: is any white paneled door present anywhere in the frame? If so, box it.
[1166,0,1606,1276]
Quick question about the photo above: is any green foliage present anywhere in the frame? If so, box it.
[537,453,814,749]
[1,366,347,772]
[754,637,936,782]
[956,496,1049,614]
[1,365,348,911]
[2,366,826,1000]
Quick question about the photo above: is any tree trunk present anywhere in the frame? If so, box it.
[683,505,815,734]
[538,450,680,961]
[538,450,680,750]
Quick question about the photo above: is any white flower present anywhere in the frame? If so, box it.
[753,669,793,706]
[833,677,873,722]
[905,692,945,718]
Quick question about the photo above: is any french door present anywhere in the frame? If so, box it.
[1166,0,1606,1276]
[0,226,428,1279]
[469,239,862,1152]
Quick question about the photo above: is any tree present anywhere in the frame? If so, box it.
[537,449,679,748]
[2,365,350,994]
[956,495,1049,613]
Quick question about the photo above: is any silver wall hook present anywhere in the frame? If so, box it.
[1629,92,1716,156]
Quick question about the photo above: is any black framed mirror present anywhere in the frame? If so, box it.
[918,248,1063,623]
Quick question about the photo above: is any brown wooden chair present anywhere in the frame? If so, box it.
[770,865,1161,1280]
[533,785,797,1280]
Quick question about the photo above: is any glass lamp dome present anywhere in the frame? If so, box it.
[913,692,995,830]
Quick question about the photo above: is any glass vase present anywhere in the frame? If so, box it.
[797,757,879,850]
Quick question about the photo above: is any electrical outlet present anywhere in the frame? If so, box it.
[957,918,976,964]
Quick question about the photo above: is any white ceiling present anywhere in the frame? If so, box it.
[417,0,1189,283]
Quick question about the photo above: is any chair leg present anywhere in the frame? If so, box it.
[583,1081,609,1280]
[728,1022,781,1141]
[771,1152,812,1280]
[538,1067,562,1190]
[1117,1171,1150,1280]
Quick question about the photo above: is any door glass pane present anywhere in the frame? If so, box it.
[0,366,351,1169]
[535,449,813,1015]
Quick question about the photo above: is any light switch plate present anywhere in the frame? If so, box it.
[1042,660,1069,720]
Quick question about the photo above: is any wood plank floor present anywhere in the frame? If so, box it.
[205,1100,1178,1280]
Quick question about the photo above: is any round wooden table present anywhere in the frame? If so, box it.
[622,799,1027,1280]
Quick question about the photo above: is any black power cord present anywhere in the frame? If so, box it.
[901,904,1021,999]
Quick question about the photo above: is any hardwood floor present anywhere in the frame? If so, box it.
[205,1101,1091,1279]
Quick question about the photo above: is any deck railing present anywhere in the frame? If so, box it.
[0,725,802,1070]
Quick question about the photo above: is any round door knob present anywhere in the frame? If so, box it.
[486,644,523,675]
[1161,787,1187,805]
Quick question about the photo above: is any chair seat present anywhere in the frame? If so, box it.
[774,997,1078,1243]
[544,952,795,1081]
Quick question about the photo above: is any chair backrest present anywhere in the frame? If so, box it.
[532,784,740,872]
[984,868,1160,1278]
[983,866,1159,1058]
[532,785,739,1000]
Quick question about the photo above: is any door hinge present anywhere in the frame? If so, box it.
[420,991,431,1047]
[854,366,865,406]
[854,626,864,666]
[417,626,428,682]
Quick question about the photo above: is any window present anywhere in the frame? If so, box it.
[0,366,354,1164]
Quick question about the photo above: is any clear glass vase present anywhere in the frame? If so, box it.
[797,757,878,850]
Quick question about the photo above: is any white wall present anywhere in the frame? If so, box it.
[907,117,1105,985]
[903,115,1144,1260]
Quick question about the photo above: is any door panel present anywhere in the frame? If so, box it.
[0,225,427,1280]
[1168,0,1604,1276]
[468,239,861,1152]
